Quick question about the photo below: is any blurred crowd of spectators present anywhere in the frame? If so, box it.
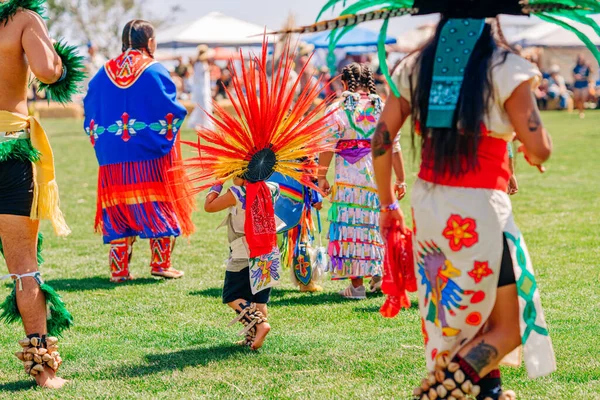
[526,53,597,118]
[166,43,393,106]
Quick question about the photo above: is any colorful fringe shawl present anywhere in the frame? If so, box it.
[0,112,70,236]
[328,184,384,279]
[94,139,195,243]
[84,50,194,243]
[380,227,417,318]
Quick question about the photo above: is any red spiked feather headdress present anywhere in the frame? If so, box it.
[183,38,335,258]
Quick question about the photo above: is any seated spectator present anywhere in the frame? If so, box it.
[535,78,549,110]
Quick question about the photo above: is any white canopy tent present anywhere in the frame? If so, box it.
[158,12,276,48]
[512,17,600,47]
[511,16,600,78]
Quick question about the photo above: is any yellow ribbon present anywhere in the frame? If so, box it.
[0,111,70,236]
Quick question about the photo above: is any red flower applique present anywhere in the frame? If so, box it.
[442,214,478,252]
[468,261,493,284]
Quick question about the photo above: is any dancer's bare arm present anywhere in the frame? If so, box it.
[204,191,236,213]
[372,94,410,207]
[505,81,552,167]
[21,10,62,84]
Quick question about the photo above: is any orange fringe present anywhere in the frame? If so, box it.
[95,138,195,238]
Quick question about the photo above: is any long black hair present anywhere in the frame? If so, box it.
[122,20,155,55]
[410,19,505,177]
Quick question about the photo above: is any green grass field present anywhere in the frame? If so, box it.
[0,112,598,399]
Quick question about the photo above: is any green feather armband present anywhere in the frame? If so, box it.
[0,0,46,26]
[36,40,86,104]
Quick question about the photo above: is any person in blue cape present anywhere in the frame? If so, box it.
[84,20,195,283]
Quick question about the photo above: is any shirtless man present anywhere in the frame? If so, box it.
[0,5,75,389]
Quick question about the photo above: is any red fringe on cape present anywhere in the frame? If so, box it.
[95,138,195,238]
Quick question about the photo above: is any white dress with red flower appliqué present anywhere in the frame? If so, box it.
[397,51,556,378]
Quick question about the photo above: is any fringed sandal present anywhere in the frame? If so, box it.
[228,302,268,349]
[15,335,63,376]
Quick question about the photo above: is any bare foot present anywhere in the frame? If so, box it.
[35,367,68,389]
[500,390,517,400]
[250,322,271,351]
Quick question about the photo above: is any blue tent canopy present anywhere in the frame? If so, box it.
[303,26,397,49]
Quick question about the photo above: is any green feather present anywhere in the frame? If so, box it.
[378,18,400,98]
[0,287,20,326]
[0,0,46,25]
[0,282,73,337]
[535,12,600,65]
[40,283,73,337]
[36,40,86,104]
[0,139,40,163]
[36,232,44,266]
[314,0,414,88]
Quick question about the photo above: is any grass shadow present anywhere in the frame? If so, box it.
[189,287,221,298]
[46,276,160,292]
[0,380,36,392]
[189,287,300,298]
[354,300,419,313]
[115,344,248,378]
[269,291,359,307]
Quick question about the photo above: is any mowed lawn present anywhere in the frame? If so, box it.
[0,112,598,399]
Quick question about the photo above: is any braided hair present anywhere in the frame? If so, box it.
[360,65,378,96]
[341,62,383,112]
[122,20,155,56]
[341,63,361,93]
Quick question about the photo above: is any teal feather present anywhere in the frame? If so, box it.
[525,0,600,64]
[378,18,400,97]
[0,0,46,25]
[535,12,600,64]
[36,40,86,104]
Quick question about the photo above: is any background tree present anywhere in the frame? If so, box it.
[46,0,182,57]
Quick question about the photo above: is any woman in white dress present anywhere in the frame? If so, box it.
[188,44,215,129]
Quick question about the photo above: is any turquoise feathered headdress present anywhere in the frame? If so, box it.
[277,0,600,96]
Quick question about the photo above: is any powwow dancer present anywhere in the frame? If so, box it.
[281,0,600,398]
[84,20,195,282]
[182,39,334,349]
[0,0,83,388]
[318,63,406,300]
